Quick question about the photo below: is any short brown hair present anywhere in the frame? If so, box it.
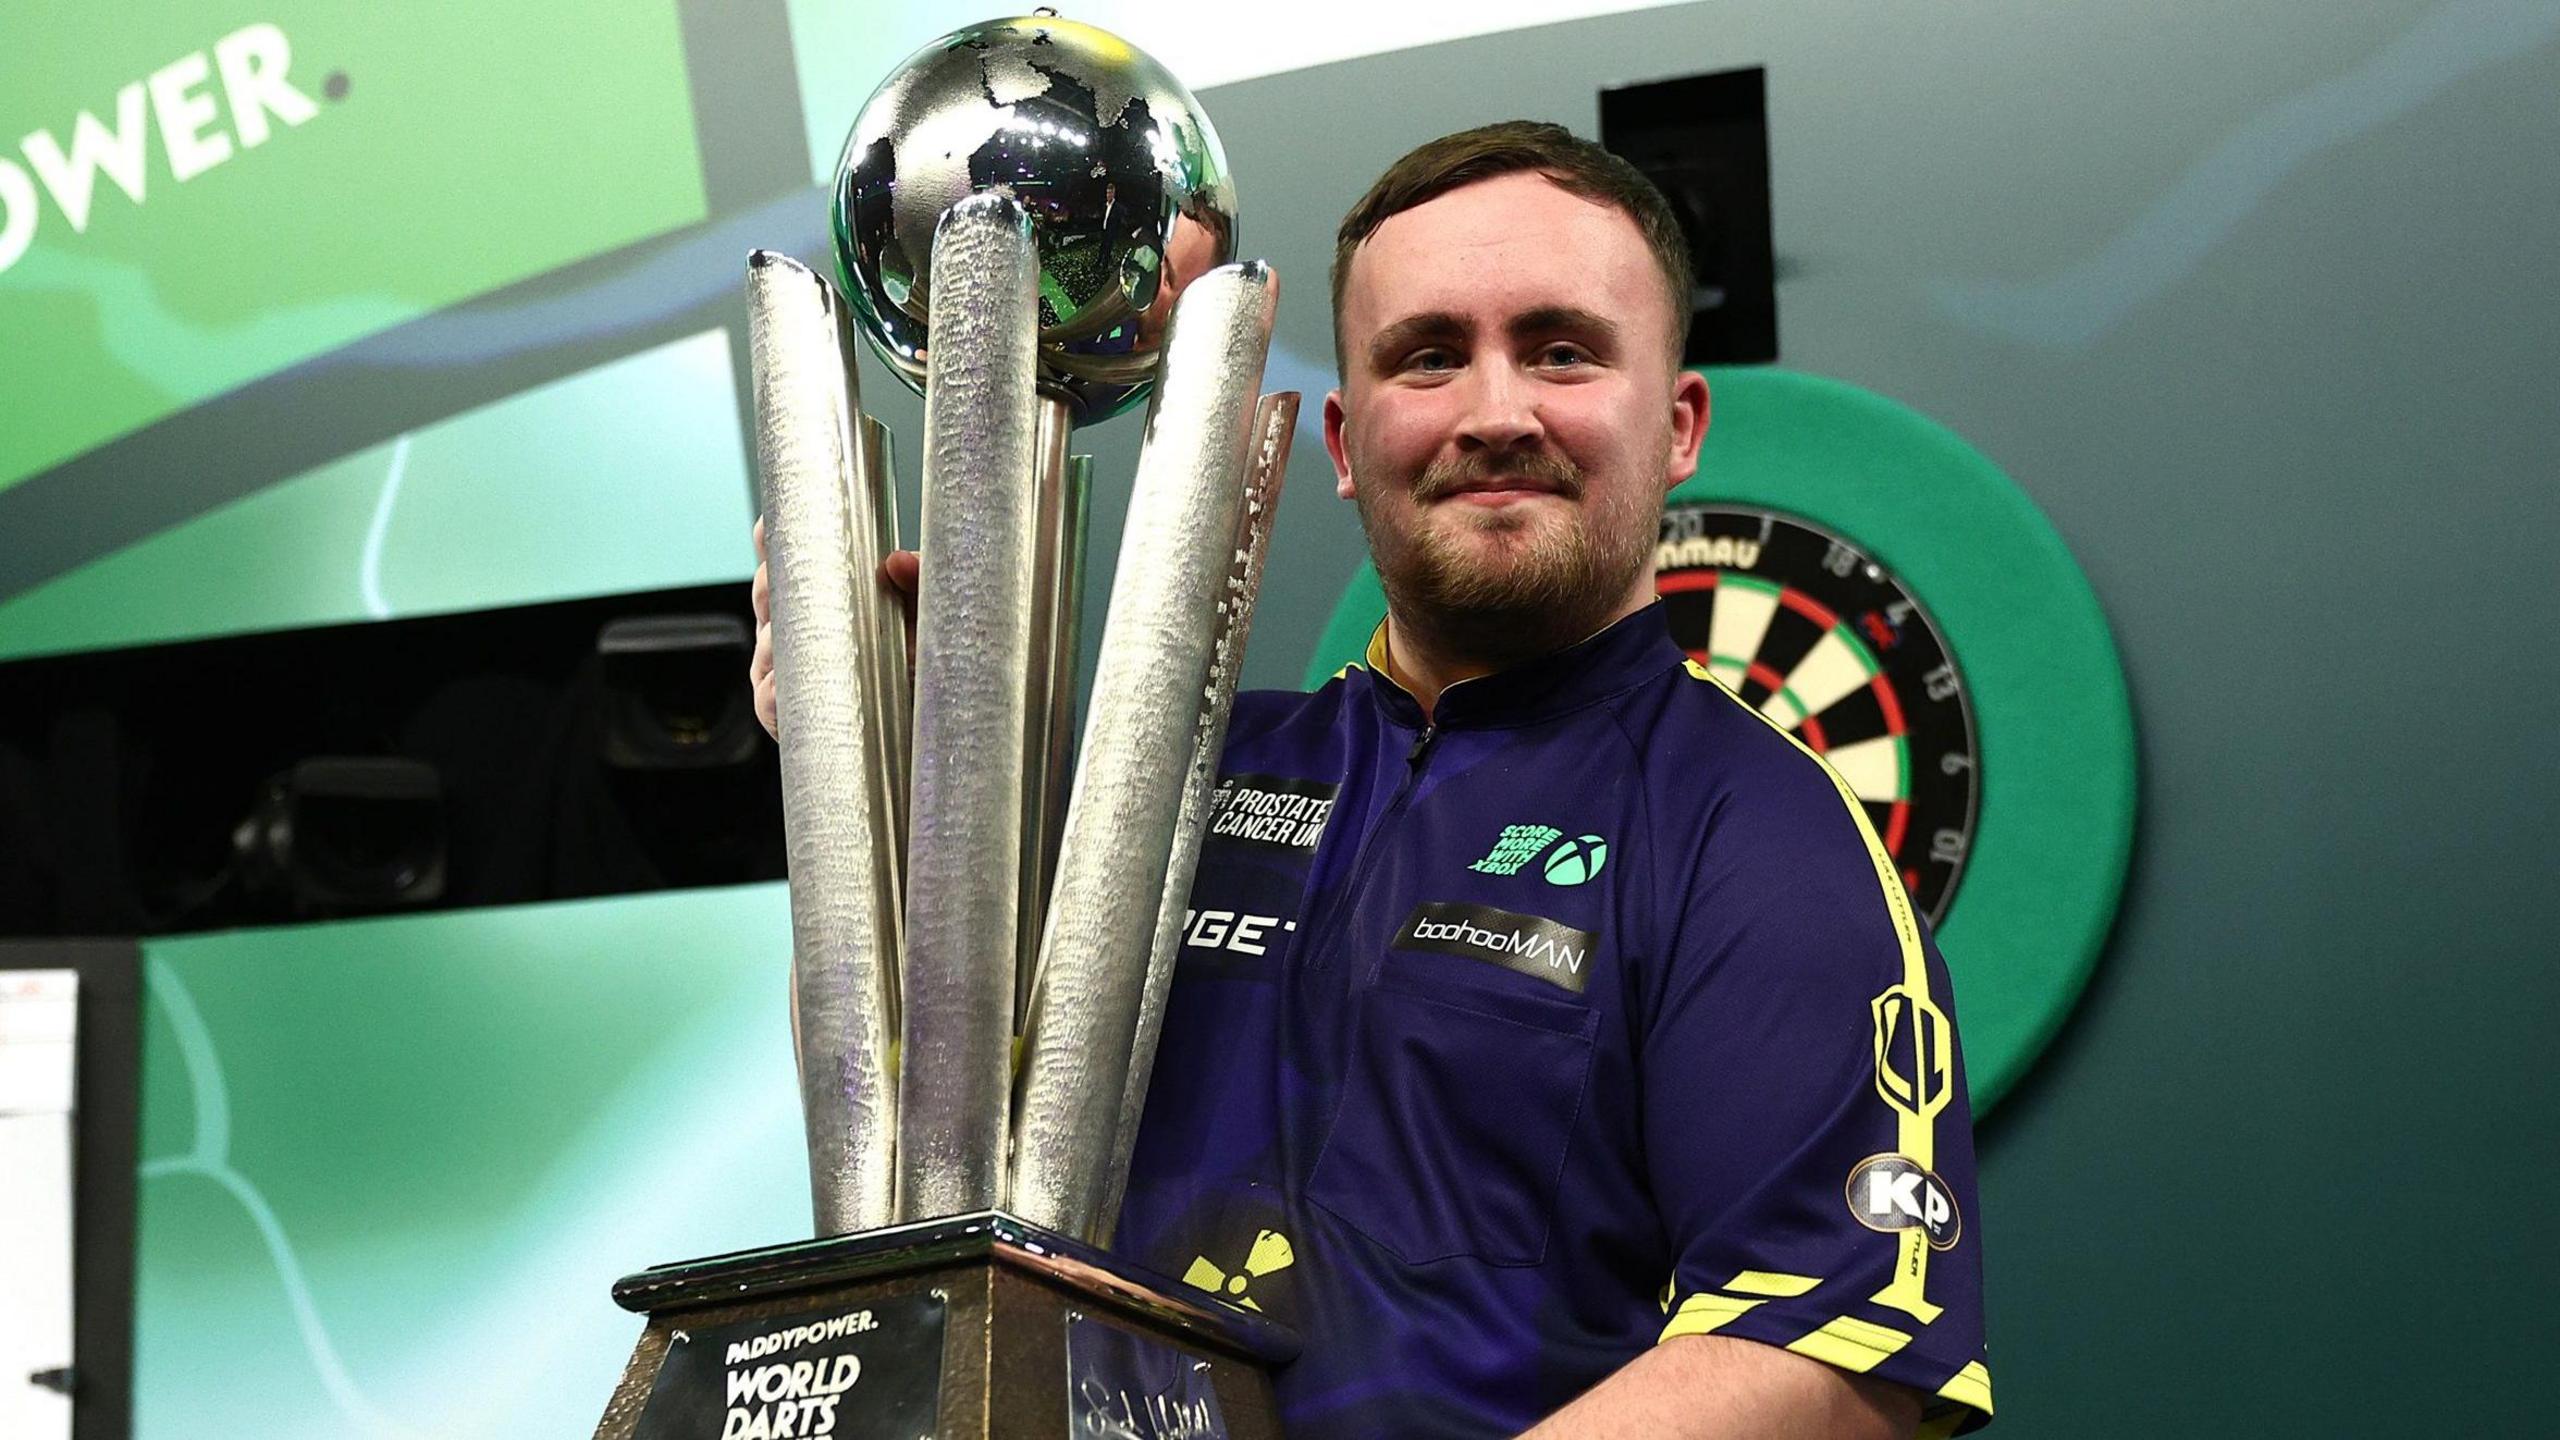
[1330,120,1692,371]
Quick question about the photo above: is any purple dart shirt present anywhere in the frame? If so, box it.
[1116,604,1992,1437]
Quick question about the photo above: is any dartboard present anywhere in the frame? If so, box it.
[1655,504,1980,922]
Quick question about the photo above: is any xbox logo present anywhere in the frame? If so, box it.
[1543,835,1609,887]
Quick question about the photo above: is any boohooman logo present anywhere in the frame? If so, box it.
[0,24,326,274]
[1395,901,1598,995]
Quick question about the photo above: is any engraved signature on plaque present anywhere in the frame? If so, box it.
[1064,1311,1230,1440]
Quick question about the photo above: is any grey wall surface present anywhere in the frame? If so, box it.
[1098,2,2548,1431]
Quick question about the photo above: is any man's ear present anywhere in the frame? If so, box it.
[1663,369,1711,491]
[1323,389,1356,499]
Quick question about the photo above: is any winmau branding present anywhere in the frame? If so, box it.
[0,24,324,274]
[1396,902,1598,995]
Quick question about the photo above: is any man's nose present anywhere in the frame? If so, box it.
[1453,365,1542,452]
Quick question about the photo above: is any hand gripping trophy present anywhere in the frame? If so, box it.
[595,15,1296,1440]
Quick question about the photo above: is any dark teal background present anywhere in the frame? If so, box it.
[4,3,2552,1434]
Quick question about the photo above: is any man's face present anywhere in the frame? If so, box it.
[1324,171,1709,658]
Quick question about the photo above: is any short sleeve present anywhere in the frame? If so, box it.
[1640,726,1994,1432]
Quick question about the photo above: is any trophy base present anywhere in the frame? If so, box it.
[595,1210,1295,1440]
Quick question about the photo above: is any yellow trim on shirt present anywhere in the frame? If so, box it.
[1938,1360,1994,1415]
[1783,1315,1914,1374]
[1658,1291,1764,1341]
[1725,1269,1823,1298]
[1683,659,1949,1323]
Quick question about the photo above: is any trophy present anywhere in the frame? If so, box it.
[594,14,1298,1439]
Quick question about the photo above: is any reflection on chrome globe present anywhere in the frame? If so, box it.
[831,15,1237,427]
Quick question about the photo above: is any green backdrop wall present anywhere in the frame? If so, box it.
[4,1,2552,1434]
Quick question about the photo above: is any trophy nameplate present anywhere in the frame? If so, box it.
[597,1213,1292,1440]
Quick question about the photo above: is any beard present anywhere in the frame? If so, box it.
[1354,447,1661,668]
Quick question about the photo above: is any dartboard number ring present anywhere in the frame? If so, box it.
[1655,504,1982,922]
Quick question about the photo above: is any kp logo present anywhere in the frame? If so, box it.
[1846,1153,1962,1250]
[1870,983,1954,1123]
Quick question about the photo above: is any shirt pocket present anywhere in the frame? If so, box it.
[1306,977,1598,1267]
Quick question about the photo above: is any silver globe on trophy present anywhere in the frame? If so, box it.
[595,14,1296,1440]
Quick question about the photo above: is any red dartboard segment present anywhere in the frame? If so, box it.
[1778,587,1841,632]
[1871,673,1908,737]
[1862,799,1912,860]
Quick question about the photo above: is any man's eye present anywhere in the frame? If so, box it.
[1537,344,1589,367]
[1406,350,1457,373]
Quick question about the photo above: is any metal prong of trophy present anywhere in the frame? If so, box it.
[602,19,1298,1437]
[745,249,905,1237]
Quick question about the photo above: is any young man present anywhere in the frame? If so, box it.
[754,123,1990,1438]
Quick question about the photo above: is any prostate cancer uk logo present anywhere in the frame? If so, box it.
[0,23,326,273]
[1203,772,1336,854]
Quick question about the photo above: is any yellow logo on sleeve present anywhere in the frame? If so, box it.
[1871,984,1954,1125]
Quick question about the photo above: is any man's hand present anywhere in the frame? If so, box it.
[752,518,777,738]
[748,516,920,741]
[1518,1335,1922,1440]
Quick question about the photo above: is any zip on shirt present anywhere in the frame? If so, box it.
[1298,704,1446,973]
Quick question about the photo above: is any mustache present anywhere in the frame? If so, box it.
[1411,451,1584,503]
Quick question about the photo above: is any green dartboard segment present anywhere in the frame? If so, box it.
[1304,367,2136,1112]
